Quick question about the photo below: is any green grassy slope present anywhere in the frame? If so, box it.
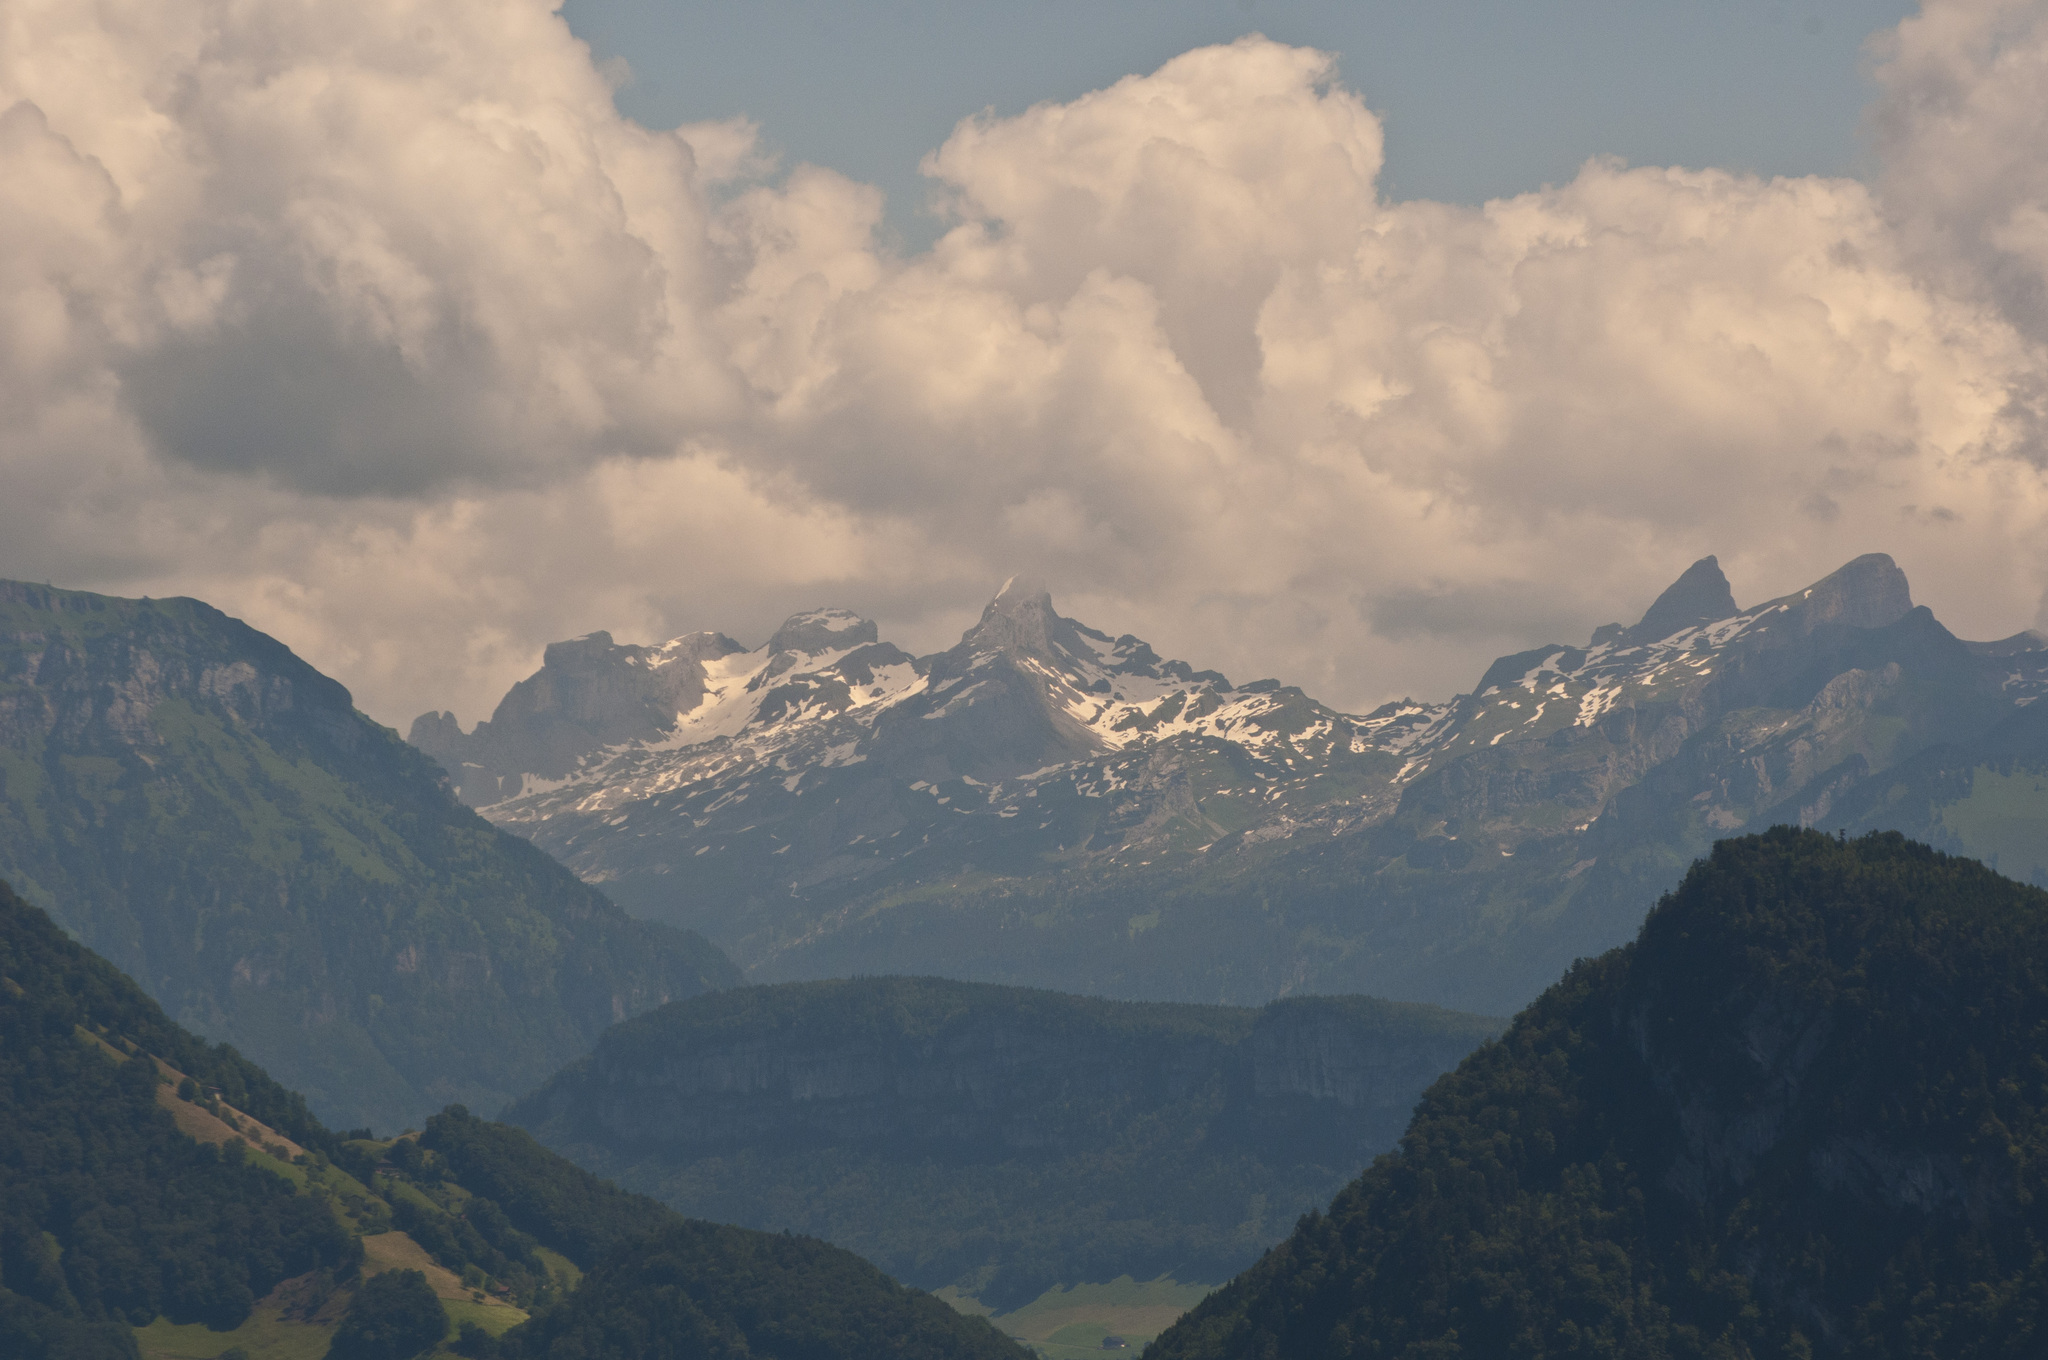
[1825,699,2048,884]
[0,874,360,1359]
[0,581,738,1131]
[976,1275,1215,1357]
[1152,829,2048,1359]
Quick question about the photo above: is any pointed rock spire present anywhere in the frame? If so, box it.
[965,575,1065,656]
[1628,556,1738,643]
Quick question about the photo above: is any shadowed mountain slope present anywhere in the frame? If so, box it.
[506,977,1500,1308]
[0,876,356,1360]
[1152,829,2048,1359]
[422,1108,1028,1360]
[0,875,1022,1360]
[0,581,739,1132]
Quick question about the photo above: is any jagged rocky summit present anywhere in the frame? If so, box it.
[412,555,2048,1015]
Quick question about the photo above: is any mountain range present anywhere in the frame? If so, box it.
[412,553,2048,1014]
[0,581,738,1133]
[10,561,2048,1355]
[0,574,1514,1330]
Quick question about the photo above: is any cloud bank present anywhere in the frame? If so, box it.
[3,0,2046,725]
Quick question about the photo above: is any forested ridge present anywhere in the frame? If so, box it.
[0,876,1023,1360]
[0,876,357,1358]
[1152,828,2048,1359]
[423,1111,1020,1360]
[513,975,1498,1307]
[377,1109,1026,1360]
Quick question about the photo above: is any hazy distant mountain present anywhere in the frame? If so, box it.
[1150,829,2048,1360]
[0,581,738,1132]
[506,976,1500,1307]
[1816,688,2048,883]
[412,555,2048,1015]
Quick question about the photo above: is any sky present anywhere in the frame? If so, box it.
[564,0,1916,243]
[4,0,2048,730]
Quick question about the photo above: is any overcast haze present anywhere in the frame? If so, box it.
[4,0,2048,729]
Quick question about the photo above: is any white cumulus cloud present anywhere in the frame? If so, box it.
[2,0,2046,727]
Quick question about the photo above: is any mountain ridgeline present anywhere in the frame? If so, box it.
[412,554,2048,1016]
[1152,829,2048,1359]
[0,874,1024,1360]
[507,978,1501,1308]
[0,582,739,1133]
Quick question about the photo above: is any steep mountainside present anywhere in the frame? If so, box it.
[1822,697,2048,883]
[0,876,1020,1360]
[0,582,739,1133]
[413,555,2048,1014]
[1151,829,2048,1360]
[0,877,356,1360]
[507,977,1499,1308]
[422,1108,1027,1360]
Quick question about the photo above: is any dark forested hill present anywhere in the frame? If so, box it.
[507,976,1500,1308]
[421,1108,1022,1360]
[0,874,360,1358]
[0,581,738,1131]
[0,876,1022,1360]
[1151,829,2048,1359]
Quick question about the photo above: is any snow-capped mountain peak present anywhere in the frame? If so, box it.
[408,555,2048,1015]
[646,631,749,669]
[1392,553,1934,774]
[409,555,2048,998]
[410,579,1382,858]
[766,608,879,658]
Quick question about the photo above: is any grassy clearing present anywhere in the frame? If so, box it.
[363,1230,525,1319]
[134,1238,529,1360]
[1940,765,2048,882]
[445,1297,528,1338]
[533,1245,583,1293]
[363,1229,469,1292]
[133,1271,350,1360]
[134,1309,333,1360]
[955,1275,1215,1358]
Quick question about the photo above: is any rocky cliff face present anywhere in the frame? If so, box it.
[412,554,2048,1016]
[1246,996,1477,1113]
[0,581,360,750]
[0,581,739,1133]
[413,627,748,804]
[507,976,1500,1304]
